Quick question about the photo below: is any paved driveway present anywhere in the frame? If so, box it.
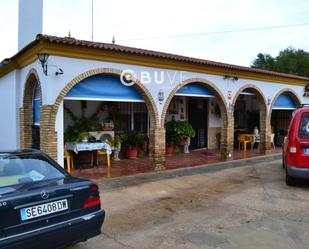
[70,159,309,249]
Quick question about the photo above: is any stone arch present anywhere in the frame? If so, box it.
[231,84,268,152]
[20,68,42,149]
[41,68,160,164]
[268,88,301,119]
[161,78,230,158]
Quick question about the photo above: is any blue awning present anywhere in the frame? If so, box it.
[175,83,214,97]
[33,85,40,126]
[64,74,144,102]
[273,93,297,110]
[240,89,254,95]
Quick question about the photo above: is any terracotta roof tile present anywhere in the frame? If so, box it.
[4,34,309,82]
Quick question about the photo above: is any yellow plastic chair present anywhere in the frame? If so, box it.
[97,150,111,168]
[64,151,74,173]
[238,134,253,152]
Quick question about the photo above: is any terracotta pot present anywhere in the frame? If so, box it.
[180,139,187,145]
[166,145,174,156]
[125,147,139,159]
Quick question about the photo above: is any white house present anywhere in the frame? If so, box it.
[0,0,308,170]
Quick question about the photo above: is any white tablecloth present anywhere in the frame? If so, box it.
[66,142,112,154]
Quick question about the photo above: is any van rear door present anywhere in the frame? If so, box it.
[297,112,309,167]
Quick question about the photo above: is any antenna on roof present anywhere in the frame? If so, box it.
[91,0,94,41]
[112,35,115,44]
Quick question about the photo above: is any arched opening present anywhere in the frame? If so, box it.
[162,79,228,161]
[270,90,301,147]
[49,68,159,174]
[21,69,42,149]
[232,86,267,153]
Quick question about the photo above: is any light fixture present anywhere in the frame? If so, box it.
[37,53,49,75]
[158,89,164,104]
[267,96,271,106]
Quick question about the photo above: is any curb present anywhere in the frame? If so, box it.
[98,153,282,191]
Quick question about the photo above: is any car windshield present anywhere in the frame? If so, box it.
[299,113,309,139]
[0,153,65,188]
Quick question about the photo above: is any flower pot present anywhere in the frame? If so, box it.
[125,147,139,159]
[166,145,174,156]
[180,139,187,145]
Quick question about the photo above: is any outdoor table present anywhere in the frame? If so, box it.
[66,142,112,169]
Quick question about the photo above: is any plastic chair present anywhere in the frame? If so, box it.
[238,134,253,152]
[97,150,111,168]
[64,151,74,173]
[252,135,260,150]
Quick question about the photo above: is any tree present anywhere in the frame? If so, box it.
[251,47,309,77]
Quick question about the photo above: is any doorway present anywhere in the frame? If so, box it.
[188,98,208,149]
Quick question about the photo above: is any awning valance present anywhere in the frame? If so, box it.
[240,89,254,95]
[273,93,297,110]
[175,83,214,97]
[64,74,144,102]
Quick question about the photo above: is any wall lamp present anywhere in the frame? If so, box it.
[37,53,64,76]
[37,53,49,76]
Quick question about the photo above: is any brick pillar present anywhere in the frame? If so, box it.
[19,106,34,149]
[258,108,270,154]
[40,105,58,161]
[149,127,166,170]
[264,114,272,154]
[221,111,234,160]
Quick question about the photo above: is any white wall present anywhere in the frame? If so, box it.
[0,71,19,150]
[3,53,307,163]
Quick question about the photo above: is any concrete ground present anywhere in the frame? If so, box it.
[70,158,309,249]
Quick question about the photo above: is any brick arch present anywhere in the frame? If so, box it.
[231,84,267,113]
[20,68,42,149]
[231,84,268,152]
[53,68,159,129]
[161,78,228,125]
[41,68,160,162]
[268,88,301,119]
[161,78,230,158]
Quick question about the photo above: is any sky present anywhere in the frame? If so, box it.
[1,0,309,66]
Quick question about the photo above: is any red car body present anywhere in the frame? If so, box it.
[283,106,309,185]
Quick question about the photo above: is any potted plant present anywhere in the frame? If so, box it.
[122,132,145,159]
[173,121,195,145]
[165,121,179,155]
[78,131,90,143]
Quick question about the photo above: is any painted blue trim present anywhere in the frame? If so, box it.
[33,85,40,125]
[175,83,214,97]
[273,93,297,110]
[64,74,144,102]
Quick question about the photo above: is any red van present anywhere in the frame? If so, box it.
[283,106,309,185]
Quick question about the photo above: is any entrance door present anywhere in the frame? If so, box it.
[188,98,208,149]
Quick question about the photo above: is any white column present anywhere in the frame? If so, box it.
[56,102,64,167]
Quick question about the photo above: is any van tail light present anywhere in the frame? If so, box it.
[289,147,297,153]
[83,184,101,209]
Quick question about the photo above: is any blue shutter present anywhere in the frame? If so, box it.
[273,93,297,110]
[64,75,144,102]
[175,83,214,97]
[33,85,40,126]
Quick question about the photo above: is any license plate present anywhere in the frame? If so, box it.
[304,148,309,155]
[20,199,68,221]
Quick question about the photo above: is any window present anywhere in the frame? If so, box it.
[0,154,65,188]
[299,113,309,139]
